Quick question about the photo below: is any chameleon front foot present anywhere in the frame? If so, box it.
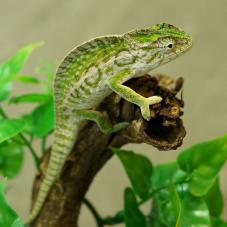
[140,96,162,121]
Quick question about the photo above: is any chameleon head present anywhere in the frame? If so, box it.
[125,23,193,66]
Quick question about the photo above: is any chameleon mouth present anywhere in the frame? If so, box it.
[181,36,193,53]
[174,36,193,56]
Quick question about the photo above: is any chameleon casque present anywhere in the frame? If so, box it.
[27,23,192,223]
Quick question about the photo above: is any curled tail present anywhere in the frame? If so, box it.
[26,118,80,223]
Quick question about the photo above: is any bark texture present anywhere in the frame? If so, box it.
[30,74,186,227]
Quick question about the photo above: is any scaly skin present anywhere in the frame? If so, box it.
[26,23,192,223]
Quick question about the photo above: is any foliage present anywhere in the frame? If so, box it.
[101,135,227,227]
[0,181,24,227]
[0,44,226,227]
[0,43,54,225]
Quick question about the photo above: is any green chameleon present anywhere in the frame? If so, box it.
[26,23,192,223]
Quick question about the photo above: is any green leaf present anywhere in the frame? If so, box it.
[113,148,152,200]
[14,75,39,84]
[150,186,211,227]
[124,188,146,227]
[149,163,186,227]
[0,181,24,227]
[0,119,26,143]
[9,93,52,104]
[149,184,182,227]
[31,99,54,137]
[205,177,223,217]
[180,192,211,227]
[150,162,211,227]
[21,99,54,137]
[0,43,43,101]
[177,135,227,196]
[21,114,34,135]
[0,43,43,85]
[0,83,12,101]
[0,140,24,178]
[211,217,227,227]
[169,183,181,227]
[151,162,187,190]
[35,62,54,94]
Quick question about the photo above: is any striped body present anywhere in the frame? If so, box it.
[27,23,192,223]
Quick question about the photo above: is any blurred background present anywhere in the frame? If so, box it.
[1,0,227,226]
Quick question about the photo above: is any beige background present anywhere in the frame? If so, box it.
[1,0,227,226]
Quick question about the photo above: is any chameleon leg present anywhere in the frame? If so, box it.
[108,69,162,121]
[73,109,129,134]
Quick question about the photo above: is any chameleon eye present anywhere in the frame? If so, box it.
[157,38,175,49]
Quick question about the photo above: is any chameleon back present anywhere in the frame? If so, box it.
[54,36,126,111]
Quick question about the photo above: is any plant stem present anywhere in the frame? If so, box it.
[41,136,46,154]
[20,133,40,168]
[102,212,124,225]
[0,105,40,168]
[83,198,104,227]
[0,106,7,118]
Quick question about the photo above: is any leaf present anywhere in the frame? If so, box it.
[14,75,39,84]
[205,177,224,217]
[0,181,24,227]
[151,162,187,190]
[149,185,181,226]
[169,183,181,227]
[31,99,54,137]
[0,140,24,178]
[113,148,152,200]
[0,43,43,85]
[21,114,34,135]
[180,192,211,227]
[0,83,12,101]
[177,135,227,196]
[211,217,227,227]
[150,162,211,227]
[149,162,185,227]
[124,188,146,227]
[0,43,43,101]
[150,186,211,227]
[9,93,52,104]
[0,119,26,143]
[35,62,54,94]
[21,99,54,137]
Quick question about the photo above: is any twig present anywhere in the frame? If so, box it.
[83,198,104,227]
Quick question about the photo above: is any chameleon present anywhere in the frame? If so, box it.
[26,23,192,223]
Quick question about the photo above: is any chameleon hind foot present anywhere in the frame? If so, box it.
[73,109,129,134]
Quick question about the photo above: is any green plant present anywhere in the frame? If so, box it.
[0,43,54,226]
[0,44,226,227]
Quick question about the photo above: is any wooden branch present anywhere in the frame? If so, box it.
[30,74,186,227]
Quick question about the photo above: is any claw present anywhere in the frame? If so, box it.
[141,106,151,121]
[147,96,162,105]
[140,96,162,121]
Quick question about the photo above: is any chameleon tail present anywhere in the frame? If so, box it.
[26,118,80,224]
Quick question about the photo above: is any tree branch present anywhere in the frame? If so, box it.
[30,74,186,227]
